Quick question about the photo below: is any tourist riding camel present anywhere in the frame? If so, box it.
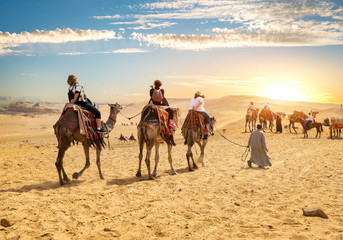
[141,79,177,146]
[248,101,255,110]
[67,74,106,133]
[189,91,211,139]
[305,112,314,130]
[149,80,176,129]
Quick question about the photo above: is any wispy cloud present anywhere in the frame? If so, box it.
[93,14,121,20]
[0,28,122,55]
[169,74,255,89]
[100,0,343,50]
[58,48,148,55]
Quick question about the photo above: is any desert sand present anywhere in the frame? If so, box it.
[1,96,343,240]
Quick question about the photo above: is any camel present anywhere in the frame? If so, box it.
[245,108,259,132]
[182,115,216,171]
[128,134,137,143]
[259,109,275,132]
[54,103,122,186]
[116,134,128,144]
[289,111,319,133]
[136,107,180,180]
[298,118,323,138]
[289,111,307,133]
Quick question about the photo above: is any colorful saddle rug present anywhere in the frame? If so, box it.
[54,103,105,149]
[181,111,207,135]
[138,105,174,140]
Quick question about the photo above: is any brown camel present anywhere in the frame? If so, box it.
[298,118,323,138]
[259,109,275,132]
[288,110,307,133]
[53,103,122,186]
[245,108,259,132]
[182,115,216,171]
[136,107,180,180]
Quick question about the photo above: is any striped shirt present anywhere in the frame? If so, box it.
[68,82,87,102]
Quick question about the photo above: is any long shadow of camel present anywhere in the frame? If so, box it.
[0,180,85,193]
[107,167,193,186]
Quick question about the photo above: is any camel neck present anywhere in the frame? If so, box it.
[105,112,118,132]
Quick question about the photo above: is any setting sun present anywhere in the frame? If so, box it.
[260,83,306,102]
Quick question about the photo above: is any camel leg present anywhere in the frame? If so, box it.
[152,142,160,178]
[145,141,155,180]
[197,139,208,167]
[292,122,298,133]
[245,120,247,132]
[55,142,70,186]
[96,148,104,179]
[136,138,144,177]
[186,145,195,171]
[167,144,177,175]
[72,142,90,180]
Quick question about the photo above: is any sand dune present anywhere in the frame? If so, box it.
[1,96,343,239]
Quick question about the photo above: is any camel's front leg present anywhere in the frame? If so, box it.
[55,144,70,186]
[167,144,177,175]
[96,148,104,179]
[136,138,144,177]
[73,142,90,180]
[145,141,155,180]
[152,142,160,178]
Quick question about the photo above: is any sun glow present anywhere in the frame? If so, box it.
[260,83,306,102]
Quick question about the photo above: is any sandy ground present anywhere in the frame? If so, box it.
[1,96,343,240]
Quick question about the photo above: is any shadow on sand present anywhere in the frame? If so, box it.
[107,167,194,186]
[0,180,85,193]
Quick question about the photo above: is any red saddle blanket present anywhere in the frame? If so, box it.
[54,104,105,149]
[181,111,207,135]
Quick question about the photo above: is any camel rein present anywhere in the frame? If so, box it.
[119,111,141,120]
[214,125,250,162]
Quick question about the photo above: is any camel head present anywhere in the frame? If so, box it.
[210,117,216,128]
[108,103,122,115]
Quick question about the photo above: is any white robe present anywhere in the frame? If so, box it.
[248,129,271,167]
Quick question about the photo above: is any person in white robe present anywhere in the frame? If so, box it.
[247,124,271,168]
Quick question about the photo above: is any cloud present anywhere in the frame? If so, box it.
[94,0,343,50]
[93,14,121,20]
[131,23,343,50]
[0,28,122,55]
[169,74,255,89]
[100,48,148,53]
[58,48,148,55]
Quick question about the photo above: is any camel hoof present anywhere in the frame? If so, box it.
[72,172,79,180]
[171,171,178,175]
[136,172,141,178]
[63,177,70,182]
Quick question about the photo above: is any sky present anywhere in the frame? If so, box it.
[0,0,343,104]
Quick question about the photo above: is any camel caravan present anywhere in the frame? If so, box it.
[53,75,335,186]
[53,77,215,185]
[245,101,323,138]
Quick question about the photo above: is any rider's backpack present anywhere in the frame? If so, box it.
[152,89,163,104]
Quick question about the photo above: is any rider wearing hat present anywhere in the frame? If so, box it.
[189,91,211,138]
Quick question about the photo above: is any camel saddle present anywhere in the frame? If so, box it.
[138,104,174,136]
[54,103,105,149]
[181,111,207,135]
